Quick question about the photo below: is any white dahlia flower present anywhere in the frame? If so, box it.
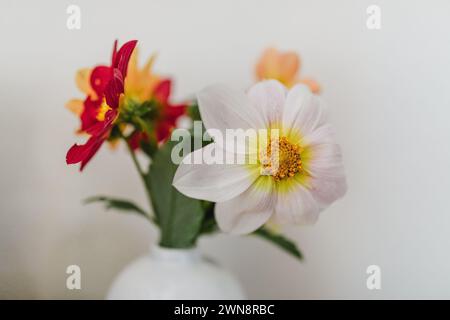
[173,80,347,234]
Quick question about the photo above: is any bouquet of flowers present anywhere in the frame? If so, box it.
[66,40,346,260]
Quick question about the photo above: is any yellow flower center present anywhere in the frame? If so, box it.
[260,136,303,181]
[96,98,112,121]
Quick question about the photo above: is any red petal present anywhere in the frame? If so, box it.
[128,131,149,150]
[113,40,137,78]
[104,69,124,109]
[164,103,186,121]
[153,79,171,103]
[111,40,118,66]
[85,109,117,136]
[79,141,103,171]
[90,66,113,96]
[66,135,105,171]
[156,121,172,142]
[80,98,101,132]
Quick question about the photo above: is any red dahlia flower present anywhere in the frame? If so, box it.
[128,79,187,150]
[153,79,187,142]
[66,40,137,170]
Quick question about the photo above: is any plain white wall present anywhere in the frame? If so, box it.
[1,0,450,299]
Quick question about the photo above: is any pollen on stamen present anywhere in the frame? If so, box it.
[260,136,303,181]
[96,98,111,121]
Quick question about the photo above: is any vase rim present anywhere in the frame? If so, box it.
[150,244,201,263]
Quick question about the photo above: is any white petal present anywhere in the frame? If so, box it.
[197,84,265,154]
[173,143,258,202]
[309,176,347,209]
[274,183,320,225]
[282,84,327,136]
[305,139,347,207]
[247,80,287,126]
[307,142,345,180]
[215,177,276,234]
[302,124,335,146]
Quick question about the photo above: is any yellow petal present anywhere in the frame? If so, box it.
[65,99,84,116]
[126,48,139,85]
[75,68,96,98]
[125,49,160,102]
[142,52,157,75]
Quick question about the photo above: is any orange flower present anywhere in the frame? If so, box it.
[255,47,320,93]
[125,48,161,103]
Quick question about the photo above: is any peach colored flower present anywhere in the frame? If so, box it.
[255,47,320,93]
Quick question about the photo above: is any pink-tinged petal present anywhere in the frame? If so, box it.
[303,130,347,207]
[90,66,112,96]
[302,124,335,146]
[113,40,137,78]
[309,175,347,209]
[274,183,320,225]
[153,79,171,103]
[196,84,265,155]
[197,84,265,131]
[247,80,287,126]
[282,84,326,137]
[307,142,345,180]
[173,143,259,202]
[104,69,124,109]
[215,176,275,234]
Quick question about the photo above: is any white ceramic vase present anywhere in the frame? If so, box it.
[107,245,245,300]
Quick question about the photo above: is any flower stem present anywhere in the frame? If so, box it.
[119,132,157,225]
[125,138,145,179]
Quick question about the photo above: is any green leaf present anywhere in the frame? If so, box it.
[187,102,201,121]
[140,139,158,158]
[253,228,303,261]
[147,140,205,248]
[199,201,218,235]
[84,196,151,221]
